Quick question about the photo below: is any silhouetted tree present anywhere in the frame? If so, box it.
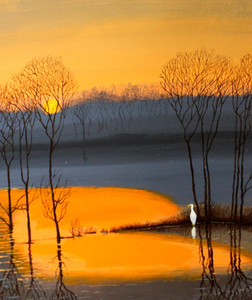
[17,111,36,243]
[15,56,77,243]
[160,49,231,218]
[40,176,70,242]
[72,99,92,161]
[231,54,252,222]
[10,79,37,243]
[107,101,120,133]
[0,86,22,232]
[195,55,231,219]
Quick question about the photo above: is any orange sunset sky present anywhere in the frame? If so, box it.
[0,0,252,90]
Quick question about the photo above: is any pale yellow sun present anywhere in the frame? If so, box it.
[44,99,60,114]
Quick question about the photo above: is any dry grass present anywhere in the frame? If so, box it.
[110,204,252,232]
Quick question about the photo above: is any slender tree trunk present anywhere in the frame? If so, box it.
[186,141,199,214]
[201,126,208,220]
[19,124,33,243]
[206,155,212,220]
[7,165,13,232]
[49,140,61,244]
[234,115,243,221]
[239,134,245,222]
[231,103,238,220]
[25,184,32,244]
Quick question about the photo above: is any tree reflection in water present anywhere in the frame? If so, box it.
[198,223,224,299]
[198,224,252,299]
[0,234,25,299]
[25,242,47,299]
[50,242,77,300]
[0,234,47,300]
[224,225,252,299]
[0,233,77,299]
[0,222,252,299]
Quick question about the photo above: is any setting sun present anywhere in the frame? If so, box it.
[44,99,60,114]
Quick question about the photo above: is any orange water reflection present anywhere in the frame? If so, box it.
[1,187,252,285]
[15,232,252,285]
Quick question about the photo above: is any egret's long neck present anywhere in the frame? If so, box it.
[191,206,194,212]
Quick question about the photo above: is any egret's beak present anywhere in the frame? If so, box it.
[187,205,191,207]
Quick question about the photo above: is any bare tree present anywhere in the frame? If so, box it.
[17,111,36,243]
[69,218,84,238]
[195,55,231,220]
[231,54,252,222]
[160,50,209,213]
[9,80,37,243]
[72,98,91,161]
[0,86,23,232]
[160,49,231,218]
[40,175,70,241]
[15,56,77,243]
[107,101,120,133]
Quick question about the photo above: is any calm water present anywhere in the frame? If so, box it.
[0,187,251,299]
[0,222,252,300]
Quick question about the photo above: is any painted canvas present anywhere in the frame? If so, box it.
[0,1,251,299]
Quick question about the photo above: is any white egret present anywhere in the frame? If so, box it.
[187,204,197,226]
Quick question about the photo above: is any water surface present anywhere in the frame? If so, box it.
[0,187,251,299]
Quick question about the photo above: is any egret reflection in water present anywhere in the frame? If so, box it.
[191,226,196,239]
